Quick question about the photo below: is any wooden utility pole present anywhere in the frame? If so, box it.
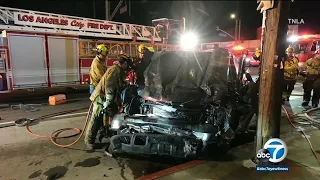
[255,0,290,156]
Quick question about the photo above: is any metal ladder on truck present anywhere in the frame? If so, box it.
[0,6,185,89]
[78,40,181,84]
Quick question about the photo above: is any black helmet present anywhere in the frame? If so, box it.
[118,54,133,68]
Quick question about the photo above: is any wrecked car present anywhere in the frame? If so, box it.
[107,48,257,159]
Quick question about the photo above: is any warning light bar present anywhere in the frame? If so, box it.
[299,35,314,39]
[287,34,318,42]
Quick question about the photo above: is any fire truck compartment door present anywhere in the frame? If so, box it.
[8,34,48,89]
[48,37,79,85]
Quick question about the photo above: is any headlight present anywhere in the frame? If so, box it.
[245,58,250,62]
[110,114,125,130]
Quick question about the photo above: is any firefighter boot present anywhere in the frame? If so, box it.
[301,100,309,107]
[312,99,319,108]
[286,92,291,101]
[86,143,95,151]
[282,92,287,104]
[302,79,313,107]
[84,104,104,151]
[312,79,320,108]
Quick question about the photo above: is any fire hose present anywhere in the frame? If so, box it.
[282,106,320,166]
[16,96,98,148]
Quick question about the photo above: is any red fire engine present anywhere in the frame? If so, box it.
[200,41,260,73]
[287,34,320,68]
[0,6,184,93]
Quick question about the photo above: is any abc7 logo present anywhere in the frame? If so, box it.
[256,149,271,163]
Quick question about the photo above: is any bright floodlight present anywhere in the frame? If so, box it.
[288,35,298,42]
[230,14,236,19]
[180,32,198,50]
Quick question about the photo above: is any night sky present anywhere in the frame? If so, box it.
[0,0,318,43]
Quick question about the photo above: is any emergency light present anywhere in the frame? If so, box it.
[287,34,316,42]
[232,45,244,51]
[287,35,299,42]
[180,32,198,50]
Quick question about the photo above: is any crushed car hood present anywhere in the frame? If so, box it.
[142,49,237,104]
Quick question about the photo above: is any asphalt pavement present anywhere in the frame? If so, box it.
[0,116,177,180]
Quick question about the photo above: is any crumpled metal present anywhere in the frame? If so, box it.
[143,49,236,104]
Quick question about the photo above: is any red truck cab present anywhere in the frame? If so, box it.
[287,34,320,69]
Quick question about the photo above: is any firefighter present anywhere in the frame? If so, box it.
[117,54,135,104]
[252,48,261,61]
[301,49,320,107]
[282,47,299,103]
[137,44,155,59]
[238,49,249,85]
[239,49,249,72]
[311,40,317,53]
[136,44,155,96]
[89,44,109,94]
[118,54,134,84]
[252,48,262,83]
[84,56,129,150]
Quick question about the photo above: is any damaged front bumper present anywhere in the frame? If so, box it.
[108,133,202,159]
[107,102,235,159]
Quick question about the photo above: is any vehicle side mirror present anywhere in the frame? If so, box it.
[311,45,316,51]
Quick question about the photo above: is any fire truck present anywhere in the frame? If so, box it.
[200,39,260,52]
[287,34,320,68]
[0,6,184,93]
[200,40,261,73]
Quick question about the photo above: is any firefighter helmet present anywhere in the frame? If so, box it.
[286,47,294,53]
[117,54,133,67]
[137,44,155,53]
[117,54,130,59]
[96,44,109,56]
[255,48,261,57]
